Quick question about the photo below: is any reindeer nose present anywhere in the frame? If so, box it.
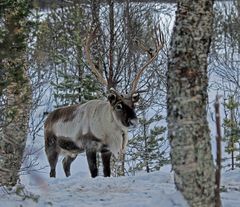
[129,118,138,127]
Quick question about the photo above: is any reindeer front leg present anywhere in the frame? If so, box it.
[101,151,112,177]
[86,150,98,178]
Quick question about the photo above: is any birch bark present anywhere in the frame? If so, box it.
[0,1,32,186]
[167,1,216,206]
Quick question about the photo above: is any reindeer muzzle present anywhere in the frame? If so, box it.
[129,118,138,127]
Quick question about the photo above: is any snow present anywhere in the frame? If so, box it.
[0,171,187,207]
[1,169,240,207]
[221,169,240,207]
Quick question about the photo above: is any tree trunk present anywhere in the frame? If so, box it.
[0,1,32,187]
[0,67,31,186]
[167,0,216,207]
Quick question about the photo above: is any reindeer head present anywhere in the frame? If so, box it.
[107,88,139,127]
[84,25,164,128]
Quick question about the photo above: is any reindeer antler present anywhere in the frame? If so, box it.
[84,27,108,87]
[130,25,164,94]
[109,87,124,98]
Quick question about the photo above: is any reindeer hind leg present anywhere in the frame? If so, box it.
[62,155,77,177]
[45,132,59,178]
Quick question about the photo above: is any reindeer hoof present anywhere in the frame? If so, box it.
[50,169,56,178]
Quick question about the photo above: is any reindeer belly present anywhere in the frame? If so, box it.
[76,133,107,152]
[56,136,84,158]
[56,134,108,158]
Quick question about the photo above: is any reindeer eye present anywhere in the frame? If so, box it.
[115,103,123,111]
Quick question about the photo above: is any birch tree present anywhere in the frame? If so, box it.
[167,0,216,206]
[0,1,32,186]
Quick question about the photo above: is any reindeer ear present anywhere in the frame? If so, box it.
[132,93,140,103]
[108,93,117,105]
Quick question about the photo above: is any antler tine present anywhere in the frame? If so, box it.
[85,27,108,87]
[109,87,123,98]
[130,25,164,94]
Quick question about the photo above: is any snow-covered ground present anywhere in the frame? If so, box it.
[1,169,240,207]
[221,169,240,207]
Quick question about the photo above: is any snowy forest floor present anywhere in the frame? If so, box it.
[1,169,240,207]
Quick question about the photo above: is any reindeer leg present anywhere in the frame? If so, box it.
[48,151,59,178]
[86,150,98,178]
[45,133,59,178]
[101,151,112,177]
[62,155,77,177]
[45,148,59,178]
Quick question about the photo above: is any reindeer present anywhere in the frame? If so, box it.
[44,26,163,178]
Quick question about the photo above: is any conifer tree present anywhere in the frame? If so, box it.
[127,112,168,174]
[35,3,100,107]
[223,95,240,170]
